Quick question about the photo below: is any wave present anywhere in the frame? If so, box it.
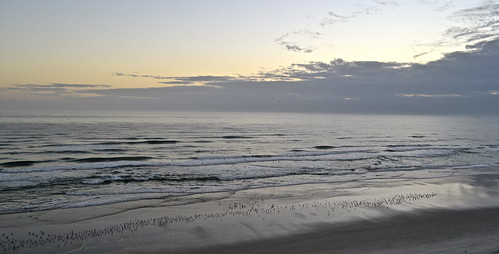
[2,161,150,173]
[169,150,374,167]
[1,146,463,174]
[80,175,222,185]
[0,193,178,215]
[41,140,180,151]
[45,144,114,152]
[384,144,454,152]
[381,147,457,157]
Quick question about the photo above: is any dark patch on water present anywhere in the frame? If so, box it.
[260,134,286,137]
[314,146,336,150]
[95,149,128,152]
[221,136,254,139]
[194,150,209,153]
[249,155,272,158]
[410,135,425,138]
[461,148,478,154]
[98,140,180,145]
[142,140,179,144]
[43,150,92,154]
[2,151,27,155]
[386,144,432,148]
[97,141,124,145]
[70,156,153,163]
[0,160,37,167]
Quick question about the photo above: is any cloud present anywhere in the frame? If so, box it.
[10,83,111,96]
[417,1,499,54]
[7,37,498,114]
[419,0,455,12]
[114,64,328,86]
[114,38,498,90]
[413,50,435,59]
[50,38,496,114]
[113,72,237,86]
[274,31,318,53]
[274,0,398,53]
[283,43,313,53]
[278,0,493,62]
[12,83,110,89]
[320,0,397,27]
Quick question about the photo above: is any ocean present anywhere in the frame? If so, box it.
[1,112,498,214]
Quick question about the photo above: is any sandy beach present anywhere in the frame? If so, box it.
[1,171,498,253]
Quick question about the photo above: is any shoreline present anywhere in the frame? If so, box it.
[1,172,498,253]
[1,165,494,216]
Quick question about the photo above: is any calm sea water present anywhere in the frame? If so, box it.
[1,112,498,214]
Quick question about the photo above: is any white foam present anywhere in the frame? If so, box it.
[81,178,105,185]
[171,150,372,167]
[386,145,441,152]
[380,148,456,157]
[451,164,492,170]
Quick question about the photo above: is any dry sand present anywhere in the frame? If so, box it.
[1,172,498,253]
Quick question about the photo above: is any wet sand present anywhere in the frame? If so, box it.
[1,172,498,253]
[177,207,499,254]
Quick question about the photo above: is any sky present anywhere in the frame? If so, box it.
[0,0,498,114]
